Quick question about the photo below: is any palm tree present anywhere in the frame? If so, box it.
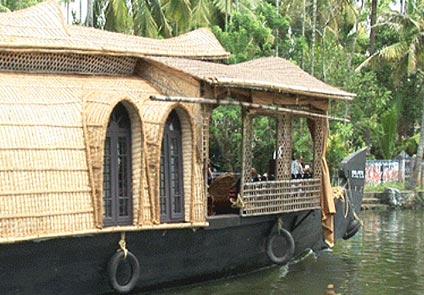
[356,8,424,188]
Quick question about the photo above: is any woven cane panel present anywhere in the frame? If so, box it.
[177,109,194,222]
[0,149,87,171]
[137,60,200,97]
[241,178,321,216]
[0,192,92,217]
[241,111,253,187]
[0,52,136,76]
[0,213,94,239]
[0,170,90,194]
[276,115,292,180]
[0,125,84,149]
[0,103,81,126]
[83,97,146,226]
[190,107,206,222]
[313,118,325,178]
[202,106,212,164]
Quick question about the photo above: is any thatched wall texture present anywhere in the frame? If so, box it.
[0,73,206,243]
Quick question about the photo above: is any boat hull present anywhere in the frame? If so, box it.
[1,210,324,295]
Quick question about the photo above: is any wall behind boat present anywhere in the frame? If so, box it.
[365,158,424,186]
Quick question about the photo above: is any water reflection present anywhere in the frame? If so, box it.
[150,210,424,295]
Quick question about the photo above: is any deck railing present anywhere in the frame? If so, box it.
[241,178,321,216]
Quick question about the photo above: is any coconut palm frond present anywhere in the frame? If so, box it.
[212,0,228,14]
[355,52,379,72]
[192,0,211,27]
[133,0,159,37]
[379,42,408,61]
[104,0,130,33]
[165,0,192,33]
[407,39,418,74]
[236,0,261,13]
[149,0,173,37]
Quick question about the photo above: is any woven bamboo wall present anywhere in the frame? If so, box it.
[83,93,148,227]
[136,60,200,97]
[0,71,207,242]
[0,75,94,240]
[139,59,205,222]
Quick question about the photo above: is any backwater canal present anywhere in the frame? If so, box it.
[148,210,424,295]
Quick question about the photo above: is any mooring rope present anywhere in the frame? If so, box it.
[229,193,245,208]
[118,232,128,259]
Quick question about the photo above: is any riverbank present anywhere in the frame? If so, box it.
[362,189,424,210]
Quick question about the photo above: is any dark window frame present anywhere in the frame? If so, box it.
[160,110,185,223]
[103,103,133,227]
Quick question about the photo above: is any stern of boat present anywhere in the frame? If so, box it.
[334,147,367,240]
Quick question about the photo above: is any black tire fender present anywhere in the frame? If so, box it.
[108,250,140,294]
[343,219,361,240]
[266,225,295,265]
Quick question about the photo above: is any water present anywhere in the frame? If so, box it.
[148,210,424,295]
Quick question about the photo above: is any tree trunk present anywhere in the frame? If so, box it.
[369,0,378,55]
[301,0,306,68]
[311,0,317,75]
[407,91,424,189]
[86,0,94,27]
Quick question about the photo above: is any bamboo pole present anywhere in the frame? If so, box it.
[150,95,350,122]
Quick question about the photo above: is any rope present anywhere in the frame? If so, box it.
[277,216,283,233]
[118,232,128,259]
[229,193,245,208]
[346,178,363,225]
[333,186,349,218]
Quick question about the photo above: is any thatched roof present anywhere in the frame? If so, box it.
[0,1,229,60]
[145,56,355,100]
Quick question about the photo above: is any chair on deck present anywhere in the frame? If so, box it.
[208,172,238,215]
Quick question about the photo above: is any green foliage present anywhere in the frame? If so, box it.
[252,116,276,175]
[378,106,399,159]
[1,0,43,11]
[327,122,356,179]
[104,0,132,33]
[209,106,242,172]
[365,181,404,192]
[398,133,419,156]
[211,2,292,64]
[212,11,275,63]
[291,118,314,163]
[336,70,393,153]
[0,4,9,12]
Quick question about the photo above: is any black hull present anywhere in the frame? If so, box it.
[1,147,367,295]
[1,210,324,295]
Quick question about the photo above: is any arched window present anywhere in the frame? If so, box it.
[103,103,132,226]
[160,110,184,222]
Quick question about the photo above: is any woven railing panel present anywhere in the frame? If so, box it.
[241,178,321,216]
[0,52,136,75]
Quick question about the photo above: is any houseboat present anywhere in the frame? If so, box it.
[0,2,365,294]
